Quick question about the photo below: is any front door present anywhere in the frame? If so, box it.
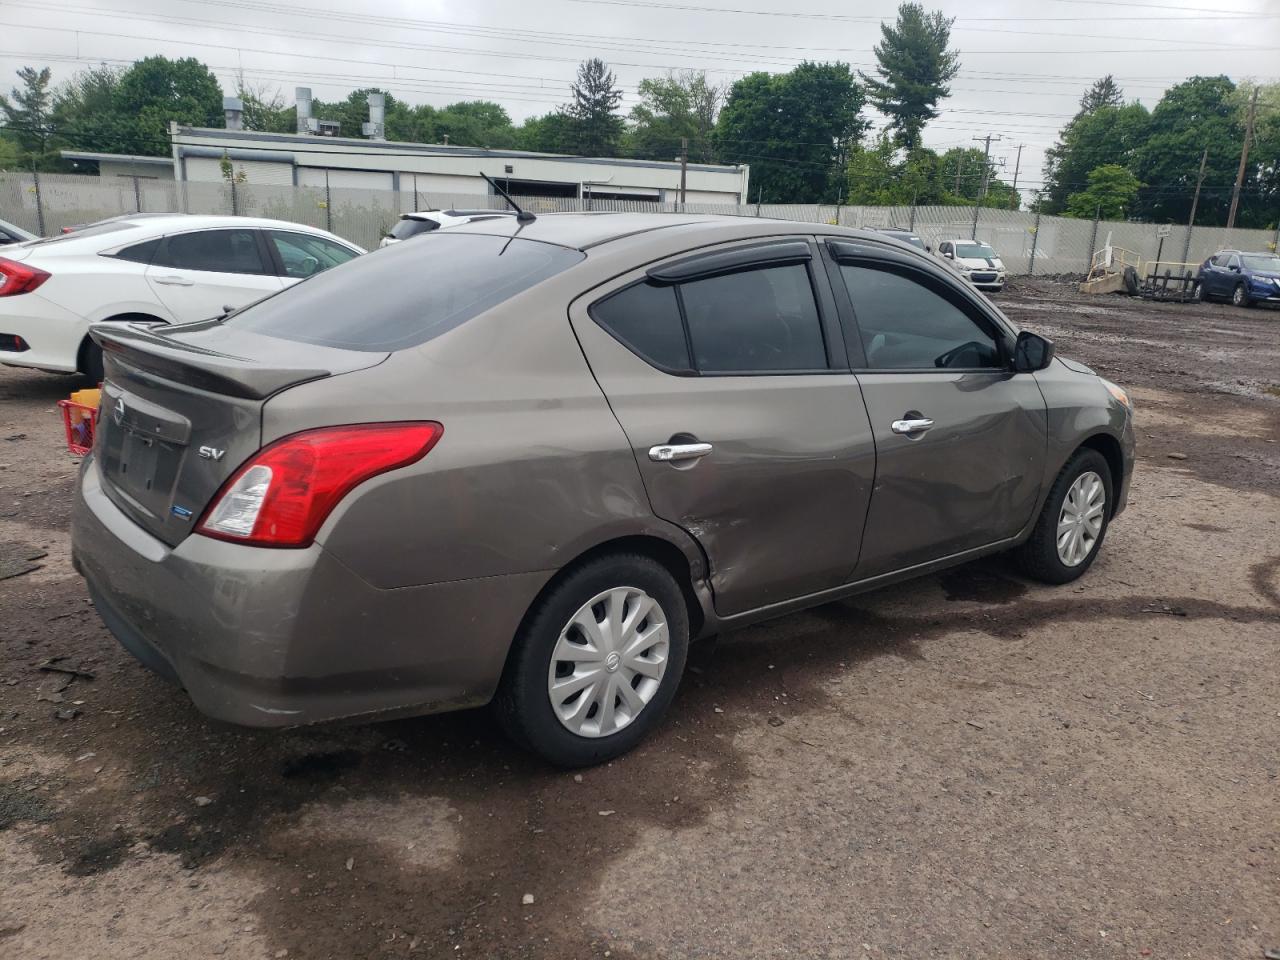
[832,255,1047,577]
[570,239,876,617]
[145,228,283,321]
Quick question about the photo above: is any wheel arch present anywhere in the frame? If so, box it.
[76,312,167,376]
[1078,432,1124,516]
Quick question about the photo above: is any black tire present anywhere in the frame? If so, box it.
[1194,280,1207,303]
[1122,265,1139,296]
[1231,283,1252,308]
[495,553,690,767]
[80,339,104,383]
[1013,448,1113,585]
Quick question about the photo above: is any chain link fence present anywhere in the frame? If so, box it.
[3,171,1277,272]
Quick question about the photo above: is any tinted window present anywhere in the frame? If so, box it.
[679,264,827,373]
[158,229,268,274]
[592,281,690,371]
[389,218,438,241]
[114,238,161,264]
[840,264,1002,370]
[228,233,583,351]
[1242,255,1280,271]
[1211,253,1231,267]
[270,231,359,278]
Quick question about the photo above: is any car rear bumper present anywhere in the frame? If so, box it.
[72,456,549,728]
[0,293,87,373]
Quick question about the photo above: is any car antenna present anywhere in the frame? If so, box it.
[480,172,535,223]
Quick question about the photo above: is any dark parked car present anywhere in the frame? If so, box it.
[72,214,1135,766]
[1196,249,1280,307]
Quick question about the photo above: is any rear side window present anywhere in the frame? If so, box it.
[113,238,161,264]
[590,257,829,376]
[592,282,690,371]
[157,229,268,275]
[681,264,826,372]
[228,233,583,351]
[389,218,438,241]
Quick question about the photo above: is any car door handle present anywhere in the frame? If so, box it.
[891,418,934,435]
[152,275,194,286]
[649,442,713,463]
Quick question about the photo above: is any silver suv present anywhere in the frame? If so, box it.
[72,214,1135,766]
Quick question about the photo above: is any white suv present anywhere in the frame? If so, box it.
[0,214,363,380]
[380,209,516,247]
[936,239,1007,292]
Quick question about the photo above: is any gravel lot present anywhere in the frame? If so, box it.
[1,279,1277,960]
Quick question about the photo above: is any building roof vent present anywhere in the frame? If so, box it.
[362,92,386,140]
[223,96,244,131]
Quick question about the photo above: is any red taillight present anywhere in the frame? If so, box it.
[195,422,443,548]
[0,257,50,297]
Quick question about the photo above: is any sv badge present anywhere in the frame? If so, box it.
[198,445,226,461]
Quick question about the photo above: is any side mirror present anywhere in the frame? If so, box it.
[925,244,933,253]
[943,250,953,259]
[1229,264,1240,272]
[1013,330,1055,373]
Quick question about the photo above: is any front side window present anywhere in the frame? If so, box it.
[840,264,1002,370]
[157,229,268,275]
[270,231,359,279]
[1228,255,1242,269]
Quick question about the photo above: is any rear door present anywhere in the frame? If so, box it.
[828,241,1046,577]
[570,238,876,617]
[145,228,283,321]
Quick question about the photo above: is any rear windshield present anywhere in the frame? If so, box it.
[389,217,438,241]
[226,233,584,351]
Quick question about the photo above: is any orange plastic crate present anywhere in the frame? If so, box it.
[58,399,97,455]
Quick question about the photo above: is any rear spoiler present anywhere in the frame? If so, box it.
[91,322,331,400]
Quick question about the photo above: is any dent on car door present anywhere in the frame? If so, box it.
[569,239,876,617]
[144,228,284,321]
[832,253,1047,577]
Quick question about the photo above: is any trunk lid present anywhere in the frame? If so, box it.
[91,319,387,546]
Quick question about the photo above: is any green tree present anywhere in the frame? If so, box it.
[0,67,54,165]
[310,88,416,140]
[859,3,960,151]
[1065,164,1141,219]
[435,101,516,148]
[715,62,866,203]
[114,56,223,154]
[47,64,123,162]
[514,110,573,153]
[235,75,294,133]
[563,58,624,157]
[1041,102,1150,214]
[1132,75,1241,224]
[627,71,723,162]
[0,137,19,170]
[1079,75,1123,115]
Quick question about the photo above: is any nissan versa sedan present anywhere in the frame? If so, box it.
[71,213,1135,767]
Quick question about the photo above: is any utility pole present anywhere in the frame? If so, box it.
[1226,86,1259,231]
[971,133,1001,239]
[1182,147,1208,265]
[953,155,963,195]
[1010,143,1024,209]
[679,136,688,208]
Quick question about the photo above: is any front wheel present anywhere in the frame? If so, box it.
[1231,283,1252,308]
[1014,448,1113,584]
[495,554,690,767]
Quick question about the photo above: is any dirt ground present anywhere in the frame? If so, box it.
[1,279,1277,960]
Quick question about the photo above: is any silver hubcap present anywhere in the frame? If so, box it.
[547,587,669,738]
[1057,470,1106,567]
[1233,286,1245,305]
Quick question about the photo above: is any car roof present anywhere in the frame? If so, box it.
[22,214,363,254]
[447,211,942,257]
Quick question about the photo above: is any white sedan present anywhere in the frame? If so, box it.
[0,214,363,380]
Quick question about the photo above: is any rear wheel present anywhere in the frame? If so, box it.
[1231,283,1252,308]
[1014,448,1113,584]
[79,313,164,383]
[495,554,689,767]
[1194,280,1207,302]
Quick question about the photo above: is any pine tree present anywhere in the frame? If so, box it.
[859,3,960,152]
[1079,75,1123,114]
[564,58,624,157]
[0,67,54,162]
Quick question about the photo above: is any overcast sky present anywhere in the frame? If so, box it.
[6,0,1280,194]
